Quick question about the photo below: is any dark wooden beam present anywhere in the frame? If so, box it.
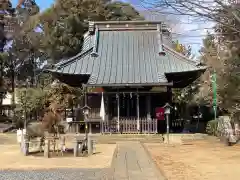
[86,91,169,94]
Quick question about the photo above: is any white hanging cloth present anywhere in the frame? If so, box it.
[100,92,105,121]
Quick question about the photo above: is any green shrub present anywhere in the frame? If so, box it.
[206,119,218,136]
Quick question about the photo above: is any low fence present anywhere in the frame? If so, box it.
[68,121,85,134]
[88,108,101,119]
[67,117,158,134]
[102,117,157,134]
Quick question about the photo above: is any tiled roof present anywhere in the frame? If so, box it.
[49,21,206,87]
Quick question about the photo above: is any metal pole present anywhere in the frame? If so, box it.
[24,88,27,130]
[212,70,217,120]
[166,114,170,144]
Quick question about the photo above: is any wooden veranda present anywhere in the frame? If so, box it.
[66,88,172,134]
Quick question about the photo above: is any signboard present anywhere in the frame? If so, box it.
[155,107,165,120]
[150,86,167,92]
[66,108,73,122]
[88,87,104,93]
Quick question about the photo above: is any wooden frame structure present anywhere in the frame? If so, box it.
[47,21,206,134]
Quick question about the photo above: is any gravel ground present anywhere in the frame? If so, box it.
[145,139,240,180]
[0,168,110,180]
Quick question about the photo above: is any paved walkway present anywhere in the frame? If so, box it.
[111,141,164,180]
[0,138,164,180]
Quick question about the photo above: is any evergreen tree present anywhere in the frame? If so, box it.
[13,0,144,116]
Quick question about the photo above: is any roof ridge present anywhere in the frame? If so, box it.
[92,21,170,32]
[55,32,92,68]
[92,20,164,25]
[162,44,197,66]
[58,48,93,69]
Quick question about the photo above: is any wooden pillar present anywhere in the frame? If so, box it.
[136,90,140,132]
[167,87,172,103]
[105,94,109,133]
[117,93,120,132]
[84,86,88,137]
[101,94,109,134]
[100,93,104,134]
[127,94,130,117]
[167,87,172,133]
[89,123,92,134]
[146,94,151,133]
[146,94,151,117]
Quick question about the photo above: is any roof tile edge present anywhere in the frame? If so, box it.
[89,20,170,31]
[93,20,163,25]
[163,44,199,66]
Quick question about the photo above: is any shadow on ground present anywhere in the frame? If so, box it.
[0,168,111,180]
[27,149,101,158]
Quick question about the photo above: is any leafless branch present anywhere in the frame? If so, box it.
[136,0,240,33]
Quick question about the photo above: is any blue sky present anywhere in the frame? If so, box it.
[11,0,54,11]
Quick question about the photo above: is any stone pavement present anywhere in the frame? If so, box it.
[0,169,109,180]
[110,141,164,180]
[0,138,164,180]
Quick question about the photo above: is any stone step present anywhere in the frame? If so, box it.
[95,135,165,143]
[67,133,207,144]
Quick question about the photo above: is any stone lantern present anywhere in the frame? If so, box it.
[163,103,173,144]
[81,105,91,134]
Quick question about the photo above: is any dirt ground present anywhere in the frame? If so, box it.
[0,133,116,170]
[145,137,240,180]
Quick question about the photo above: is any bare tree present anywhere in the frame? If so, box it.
[137,0,240,33]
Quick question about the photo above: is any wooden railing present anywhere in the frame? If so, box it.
[68,121,85,134]
[102,117,157,134]
[65,108,101,134]
[89,108,100,119]
[66,116,158,134]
